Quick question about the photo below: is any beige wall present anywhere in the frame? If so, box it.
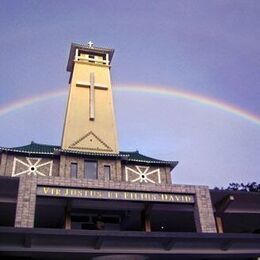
[61,57,118,153]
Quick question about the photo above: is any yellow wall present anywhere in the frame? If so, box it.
[61,53,118,154]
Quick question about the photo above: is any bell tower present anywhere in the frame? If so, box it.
[61,42,119,154]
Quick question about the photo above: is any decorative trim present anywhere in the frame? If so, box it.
[68,146,113,152]
[123,158,176,165]
[12,157,53,177]
[69,131,113,152]
[125,166,161,184]
[59,149,122,157]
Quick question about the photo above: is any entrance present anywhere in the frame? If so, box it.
[34,196,196,232]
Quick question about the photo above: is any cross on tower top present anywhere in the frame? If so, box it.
[87,41,94,48]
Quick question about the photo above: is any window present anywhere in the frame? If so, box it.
[104,165,111,181]
[84,161,97,179]
[70,163,77,178]
[102,55,106,64]
[88,54,95,63]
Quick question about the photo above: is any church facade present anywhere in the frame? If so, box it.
[0,42,259,259]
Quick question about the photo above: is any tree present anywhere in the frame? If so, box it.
[226,182,260,192]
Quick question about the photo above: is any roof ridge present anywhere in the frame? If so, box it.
[120,151,139,154]
[12,142,60,148]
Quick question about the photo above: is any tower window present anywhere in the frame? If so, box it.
[88,55,95,62]
[84,161,97,179]
[104,165,111,181]
[70,163,78,178]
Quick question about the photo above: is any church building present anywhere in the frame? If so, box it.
[0,42,259,259]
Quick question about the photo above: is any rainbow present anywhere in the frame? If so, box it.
[0,84,259,126]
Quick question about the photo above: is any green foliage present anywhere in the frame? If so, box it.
[214,182,260,192]
[227,182,260,192]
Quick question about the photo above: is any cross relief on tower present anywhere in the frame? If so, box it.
[76,72,108,121]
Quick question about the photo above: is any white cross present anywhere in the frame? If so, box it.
[87,41,94,48]
[76,73,108,120]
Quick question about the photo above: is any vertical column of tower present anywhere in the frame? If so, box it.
[61,43,118,154]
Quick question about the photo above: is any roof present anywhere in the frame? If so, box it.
[120,151,178,166]
[1,227,260,257]
[0,142,178,168]
[67,42,114,72]
[210,189,260,213]
[0,142,59,155]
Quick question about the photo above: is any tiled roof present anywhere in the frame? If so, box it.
[0,142,178,167]
[0,142,59,155]
[120,151,177,166]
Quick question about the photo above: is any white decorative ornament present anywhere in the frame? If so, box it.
[125,166,161,184]
[12,157,53,177]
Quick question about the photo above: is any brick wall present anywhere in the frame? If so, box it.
[2,151,216,233]
[15,176,217,233]
[194,186,217,232]
[15,176,37,228]
[0,153,7,176]
[1,152,170,186]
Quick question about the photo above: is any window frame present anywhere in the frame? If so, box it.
[70,162,78,178]
[84,160,98,179]
[104,165,111,181]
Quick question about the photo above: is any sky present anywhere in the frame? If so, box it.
[0,0,259,187]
